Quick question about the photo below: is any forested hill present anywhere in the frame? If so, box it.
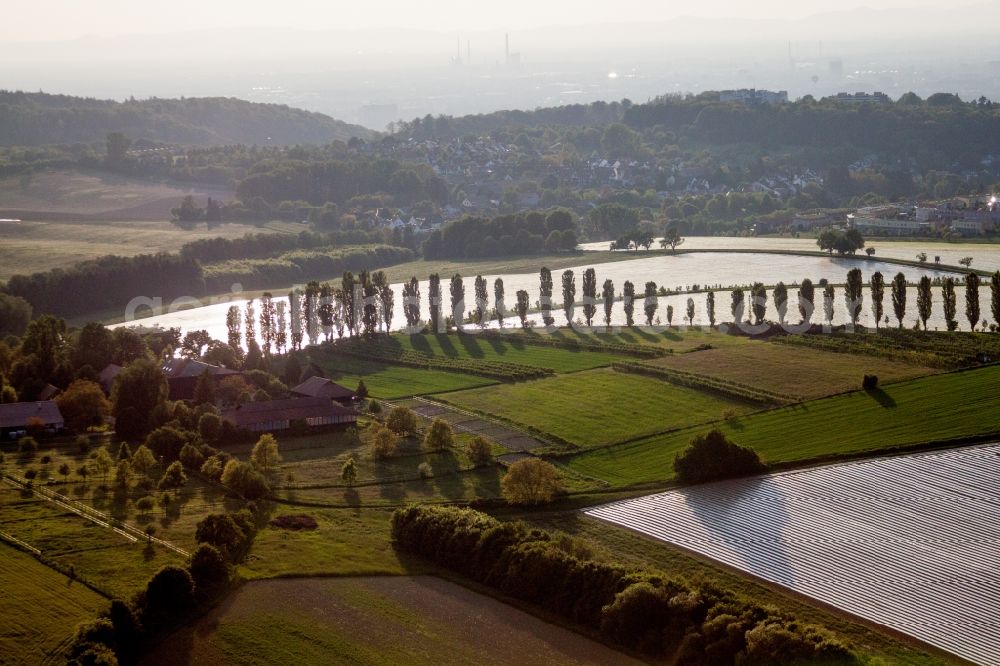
[0,91,375,147]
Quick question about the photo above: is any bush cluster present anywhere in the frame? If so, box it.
[674,429,766,485]
[390,506,856,663]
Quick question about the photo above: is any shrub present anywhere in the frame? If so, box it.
[269,514,319,530]
[501,458,563,505]
[198,412,222,442]
[179,443,205,470]
[862,374,879,390]
[385,406,418,435]
[189,543,230,597]
[468,436,493,467]
[422,418,453,452]
[220,460,270,499]
[18,436,38,455]
[141,566,194,622]
[135,496,155,514]
[674,429,765,485]
[370,424,399,459]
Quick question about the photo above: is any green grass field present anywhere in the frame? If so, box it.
[443,368,752,448]
[650,339,939,400]
[0,542,107,664]
[308,348,498,398]
[566,365,1000,486]
[388,333,623,372]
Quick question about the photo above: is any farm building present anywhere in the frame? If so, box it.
[222,396,358,433]
[291,376,359,406]
[163,359,242,401]
[0,401,65,437]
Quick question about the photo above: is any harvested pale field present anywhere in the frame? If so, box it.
[144,576,639,665]
[0,170,233,219]
[586,444,1000,666]
[649,339,939,400]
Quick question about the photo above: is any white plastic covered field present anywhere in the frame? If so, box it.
[585,444,1000,665]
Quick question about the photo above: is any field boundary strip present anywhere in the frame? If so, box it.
[0,528,41,555]
[2,474,190,558]
[611,361,797,406]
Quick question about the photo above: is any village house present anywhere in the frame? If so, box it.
[291,377,359,406]
[221,396,358,433]
[163,358,242,401]
[0,401,64,439]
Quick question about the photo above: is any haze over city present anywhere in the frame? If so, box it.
[4,0,1000,128]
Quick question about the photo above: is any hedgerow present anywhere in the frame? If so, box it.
[480,330,668,359]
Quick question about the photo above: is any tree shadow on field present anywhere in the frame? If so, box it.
[457,333,486,359]
[409,334,433,356]
[343,487,361,512]
[434,333,459,357]
[484,335,508,356]
[471,465,502,499]
[865,387,897,408]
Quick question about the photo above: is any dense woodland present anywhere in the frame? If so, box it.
[0,91,372,147]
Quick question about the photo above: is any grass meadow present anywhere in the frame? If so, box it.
[566,365,1000,486]
[443,368,753,448]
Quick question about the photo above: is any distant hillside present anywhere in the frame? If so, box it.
[0,91,375,147]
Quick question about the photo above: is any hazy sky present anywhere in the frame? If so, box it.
[1,0,984,42]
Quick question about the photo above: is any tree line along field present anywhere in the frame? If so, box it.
[566,364,1000,486]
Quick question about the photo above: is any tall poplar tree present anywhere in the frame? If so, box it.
[429,274,442,333]
[602,279,615,329]
[942,277,958,331]
[226,305,241,350]
[474,275,489,328]
[917,276,933,330]
[966,273,981,331]
[870,272,885,329]
[450,274,465,329]
[845,268,863,327]
[539,267,554,327]
[561,270,576,325]
[891,272,907,328]
[623,281,635,327]
[798,279,814,325]
[582,268,597,327]
[494,278,506,328]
